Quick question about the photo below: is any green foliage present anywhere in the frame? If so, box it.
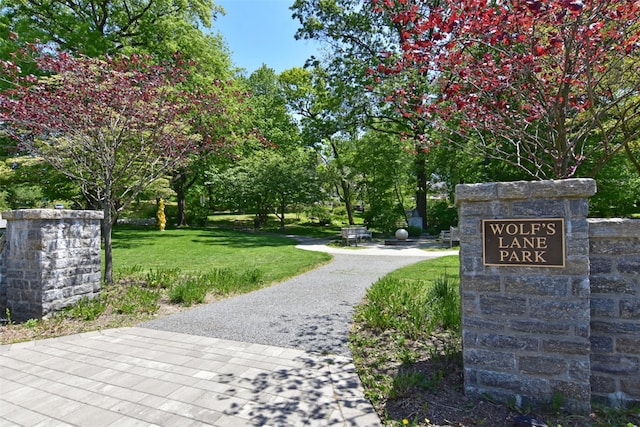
[7,183,42,209]
[167,268,264,306]
[428,275,461,332]
[0,0,223,60]
[24,318,39,328]
[304,204,333,225]
[0,189,10,211]
[390,369,437,399]
[168,276,210,306]
[358,277,431,339]
[591,403,640,427]
[357,273,461,340]
[363,201,406,234]
[407,225,422,238]
[586,150,640,218]
[112,286,160,315]
[350,255,463,426]
[425,201,458,235]
[0,156,81,209]
[355,131,414,233]
[66,296,107,321]
[145,268,181,289]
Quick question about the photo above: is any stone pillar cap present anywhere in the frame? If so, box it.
[2,209,104,220]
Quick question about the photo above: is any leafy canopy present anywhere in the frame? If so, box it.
[370,0,640,179]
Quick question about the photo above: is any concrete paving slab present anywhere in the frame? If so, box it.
[1,239,457,426]
[0,327,381,426]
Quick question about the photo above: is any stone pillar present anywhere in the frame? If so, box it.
[455,179,596,414]
[589,218,640,406]
[0,209,103,322]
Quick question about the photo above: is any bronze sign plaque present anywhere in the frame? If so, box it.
[482,218,565,267]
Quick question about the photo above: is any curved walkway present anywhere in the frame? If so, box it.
[0,239,458,427]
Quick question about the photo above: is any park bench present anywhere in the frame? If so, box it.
[341,226,372,246]
[440,226,460,248]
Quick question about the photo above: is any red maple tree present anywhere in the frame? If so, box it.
[0,47,236,282]
[369,0,640,179]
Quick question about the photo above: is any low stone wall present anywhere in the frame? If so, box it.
[0,209,103,322]
[589,218,640,406]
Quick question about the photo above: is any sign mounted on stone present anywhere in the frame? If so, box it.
[482,218,565,267]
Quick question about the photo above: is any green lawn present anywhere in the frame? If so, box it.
[385,255,460,283]
[111,225,332,283]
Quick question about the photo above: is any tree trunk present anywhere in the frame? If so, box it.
[342,179,355,225]
[102,202,114,284]
[171,168,198,227]
[415,153,428,229]
[176,188,187,227]
[279,201,286,228]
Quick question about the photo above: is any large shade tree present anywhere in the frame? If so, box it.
[0,0,223,57]
[0,48,238,283]
[292,0,443,227]
[0,0,238,227]
[370,0,640,179]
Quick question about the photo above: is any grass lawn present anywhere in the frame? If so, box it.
[384,255,460,283]
[111,225,332,283]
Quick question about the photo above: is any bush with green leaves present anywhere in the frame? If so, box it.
[363,201,406,234]
[425,200,458,235]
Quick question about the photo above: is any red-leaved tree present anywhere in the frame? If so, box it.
[369,0,640,179]
[0,47,236,283]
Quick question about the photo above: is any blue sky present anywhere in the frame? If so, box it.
[213,0,321,75]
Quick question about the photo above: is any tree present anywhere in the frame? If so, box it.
[352,130,414,233]
[280,66,364,225]
[370,0,640,179]
[1,0,239,226]
[169,79,256,227]
[0,48,236,283]
[216,149,321,228]
[291,0,441,226]
[0,155,81,208]
[0,0,222,57]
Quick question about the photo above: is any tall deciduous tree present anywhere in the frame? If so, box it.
[370,0,640,179]
[0,49,237,283]
[280,66,362,225]
[0,0,223,57]
[291,0,442,227]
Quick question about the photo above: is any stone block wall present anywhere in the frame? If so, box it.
[455,179,597,414]
[589,218,640,406]
[0,209,103,322]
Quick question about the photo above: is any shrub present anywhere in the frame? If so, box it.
[425,201,458,235]
[407,225,422,238]
[363,202,406,234]
[145,268,181,289]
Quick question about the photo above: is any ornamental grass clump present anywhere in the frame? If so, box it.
[168,268,265,306]
[355,274,461,340]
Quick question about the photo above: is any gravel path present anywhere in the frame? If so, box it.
[141,239,457,356]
